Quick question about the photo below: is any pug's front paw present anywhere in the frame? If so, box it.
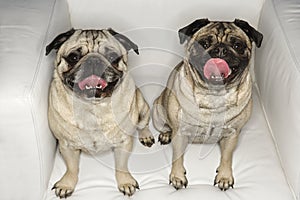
[214,167,234,191]
[116,171,139,196]
[52,172,78,198]
[169,169,188,190]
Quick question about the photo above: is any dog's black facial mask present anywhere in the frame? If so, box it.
[179,19,263,86]
[63,51,123,99]
[188,34,251,85]
[46,29,139,100]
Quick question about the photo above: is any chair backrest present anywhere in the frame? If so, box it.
[67,0,265,31]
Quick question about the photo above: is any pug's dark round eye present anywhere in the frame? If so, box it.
[232,41,245,54]
[107,52,121,65]
[199,39,210,49]
[233,42,241,50]
[65,51,81,65]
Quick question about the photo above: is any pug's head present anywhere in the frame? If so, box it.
[179,19,263,87]
[46,28,139,100]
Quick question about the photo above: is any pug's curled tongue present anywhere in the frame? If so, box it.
[78,75,108,90]
[203,58,231,81]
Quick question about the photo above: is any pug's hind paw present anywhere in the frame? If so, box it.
[139,128,155,147]
[139,136,155,147]
[158,131,172,145]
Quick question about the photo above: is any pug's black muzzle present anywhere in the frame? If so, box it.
[79,55,107,80]
[63,54,121,99]
[189,45,249,86]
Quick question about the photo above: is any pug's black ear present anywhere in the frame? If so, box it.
[45,28,75,56]
[178,19,210,44]
[234,19,263,48]
[107,28,139,55]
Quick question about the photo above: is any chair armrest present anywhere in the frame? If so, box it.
[0,0,71,199]
[255,0,300,198]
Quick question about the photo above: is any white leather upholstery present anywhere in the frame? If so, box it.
[67,0,264,30]
[0,0,70,199]
[255,0,300,198]
[1,0,299,199]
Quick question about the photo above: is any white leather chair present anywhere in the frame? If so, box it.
[0,0,299,199]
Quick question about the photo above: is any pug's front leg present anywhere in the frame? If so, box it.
[214,134,238,191]
[169,134,189,190]
[52,145,80,198]
[114,136,139,196]
[136,90,155,148]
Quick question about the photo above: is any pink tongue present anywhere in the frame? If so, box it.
[78,75,108,90]
[203,58,230,80]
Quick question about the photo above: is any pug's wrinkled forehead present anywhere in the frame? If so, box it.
[191,22,253,49]
[46,28,139,62]
[178,19,263,48]
[57,29,128,61]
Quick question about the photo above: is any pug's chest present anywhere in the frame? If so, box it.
[178,108,237,144]
[60,103,129,153]
[178,94,243,143]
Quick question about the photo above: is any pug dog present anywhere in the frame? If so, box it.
[46,28,155,198]
[152,19,263,191]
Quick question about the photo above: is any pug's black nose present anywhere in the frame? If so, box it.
[81,55,108,77]
[213,46,228,58]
